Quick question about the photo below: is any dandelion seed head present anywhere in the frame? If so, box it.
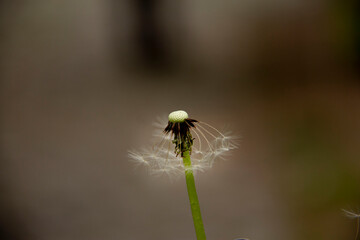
[168,110,188,123]
[129,112,238,177]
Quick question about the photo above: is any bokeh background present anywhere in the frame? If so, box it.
[1,1,359,240]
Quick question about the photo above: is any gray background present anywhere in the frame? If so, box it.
[1,1,359,239]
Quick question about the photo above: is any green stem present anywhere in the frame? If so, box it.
[182,150,207,240]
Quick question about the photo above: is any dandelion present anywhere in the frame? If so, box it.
[129,110,237,240]
[129,110,237,176]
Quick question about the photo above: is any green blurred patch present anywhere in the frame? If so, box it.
[280,112,360,239]
[286,113,360,207]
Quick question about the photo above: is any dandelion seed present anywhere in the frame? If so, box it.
[343,209,360,219]
[343,209,360,240]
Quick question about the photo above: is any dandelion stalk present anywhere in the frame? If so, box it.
[182,150,206,240]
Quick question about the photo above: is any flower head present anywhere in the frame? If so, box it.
[129,110,238,176]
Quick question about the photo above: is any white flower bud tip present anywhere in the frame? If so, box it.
[168,110,188,123]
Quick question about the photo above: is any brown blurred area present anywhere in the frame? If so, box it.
[0,0,359,239]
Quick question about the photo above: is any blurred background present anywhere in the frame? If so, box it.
[0,0,359,239]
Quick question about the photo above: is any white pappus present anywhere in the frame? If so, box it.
[128,110,238,176]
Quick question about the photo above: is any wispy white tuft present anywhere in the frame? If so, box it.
[342,209,360,219]
[342,208,360,240]
[129,117,238,177]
